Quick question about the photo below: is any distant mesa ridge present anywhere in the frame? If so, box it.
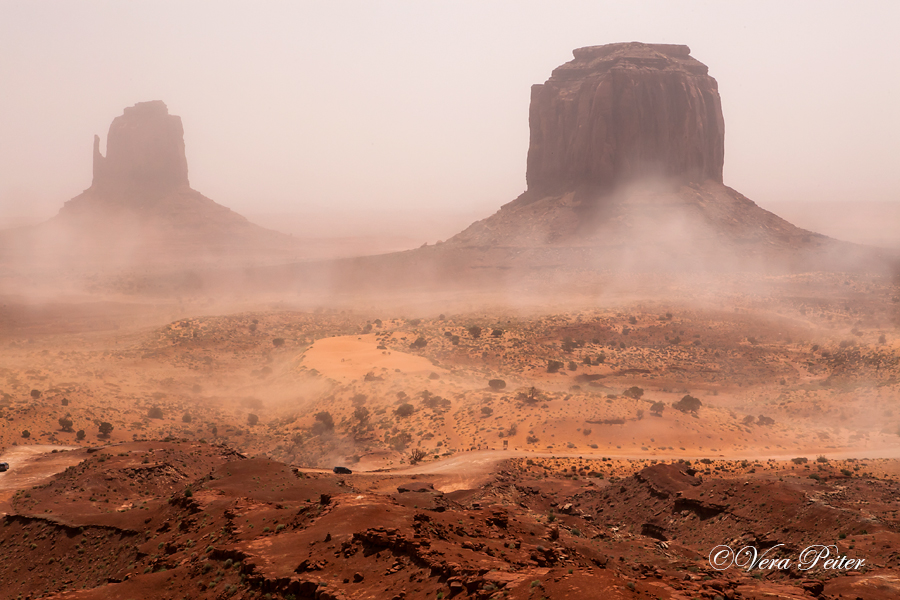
[525,42,725,195]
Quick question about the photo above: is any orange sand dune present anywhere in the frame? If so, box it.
[298,333,447,382]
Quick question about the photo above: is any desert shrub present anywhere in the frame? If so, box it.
[388,432,412,451]
[742,415,756,425]
[58,417,74,432]
[395,403,415,417]
[636,409,644,420]
[30,390,41,399]
[481,406,493,417]
[582,356,592,365]
[450,335,460,345]
[517,387,544,404]
[467,326,482,339]
[567,361,577,371]
[182,413,192,423]
[673,395,702,413]
[546,360,564,373]
[623,386,644,400]
[314,411,334,430]
[526,435,539,444]
[61,398,69,406]
[650,401,665,416]
[351,394,367,406]
[596,352,606,364]
[791,457,808,464]
[816,455,829,463]
[841,468,853,477]
[408,449,427,464]
[488,379,506,391]
[272,338,285,347]
[247,413,259,426]
[148,406,164,419]
[21,430,30,438]
[421,392,450,410]
[491,329,503,338]
[76,430,85,440]
[409,337,427,349]
[353,406,369,423]
[878,334,887,344]
[98,422,113,436]
[757,415,775,426]
[582,428,592,436]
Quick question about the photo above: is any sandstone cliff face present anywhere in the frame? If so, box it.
[525,42,725,194]
[92,100,189,193]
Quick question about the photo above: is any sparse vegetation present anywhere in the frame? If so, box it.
[395,403,415,417]
[673,395,701,413]
[623,386,644,400]
[408,448,427,464]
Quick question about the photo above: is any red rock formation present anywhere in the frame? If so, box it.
[525,42,725,194]
[91,100,189,193]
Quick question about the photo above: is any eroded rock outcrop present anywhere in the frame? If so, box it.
[92,100,189,193]
[525,42,724,194]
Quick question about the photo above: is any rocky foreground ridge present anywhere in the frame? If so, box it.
[1,443,898,599]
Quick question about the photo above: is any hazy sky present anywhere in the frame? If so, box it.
[1,1,898,228]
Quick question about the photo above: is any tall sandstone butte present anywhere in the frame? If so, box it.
[525,42,725,194]
[437,41,888,275]
[40,100,295,264]
[91,100,190,194]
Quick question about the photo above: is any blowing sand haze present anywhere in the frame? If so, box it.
[1,13,899,600]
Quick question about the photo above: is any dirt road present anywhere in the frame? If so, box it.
[0,445,83,509]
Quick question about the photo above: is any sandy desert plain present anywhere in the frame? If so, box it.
[1,43,900,600]
[1,269,899,600]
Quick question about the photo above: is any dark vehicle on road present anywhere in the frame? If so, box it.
[333,466,352,475]
[0,462,9,472]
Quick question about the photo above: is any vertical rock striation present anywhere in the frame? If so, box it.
[91,100,189,193]
[525,42,725,194]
